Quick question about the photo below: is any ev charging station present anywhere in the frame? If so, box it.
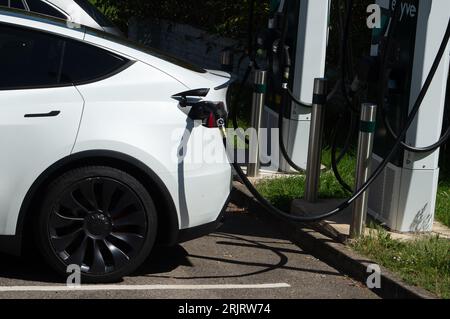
[247,0,450,233]
[368,0,450,232]
[262,0,330,171]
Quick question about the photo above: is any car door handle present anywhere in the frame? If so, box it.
[24,111,61,118]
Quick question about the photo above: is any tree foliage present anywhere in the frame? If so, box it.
[90,0,449,171]
[93,0,373,65]
[92,0,269,38]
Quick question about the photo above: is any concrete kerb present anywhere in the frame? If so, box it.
[230,181,439,299]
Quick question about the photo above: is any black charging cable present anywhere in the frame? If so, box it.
[379,6,450,153]
[219,19,450,223]
[279,0,358,177]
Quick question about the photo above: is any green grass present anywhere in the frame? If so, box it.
[255,151,450,298]
[255,148,450,298]
[256,147,450,227]
[256,148,355,211]
[436,180,450,227]
[436,150,450,227]
[229,81,449,227]
[256,157,450,298]
[352,228,450,299]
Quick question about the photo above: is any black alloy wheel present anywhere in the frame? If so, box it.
[36,166,157,283]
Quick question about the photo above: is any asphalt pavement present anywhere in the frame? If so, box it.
[0,210,379,299]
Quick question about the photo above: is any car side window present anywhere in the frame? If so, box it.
[60,40,130,85]
[25,0,67,19]
[0,23,130,90]
[0,23,65,89]
[0,0,9,7]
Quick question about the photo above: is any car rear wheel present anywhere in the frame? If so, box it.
[35,166,157,283]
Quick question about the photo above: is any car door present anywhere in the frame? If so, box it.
[0,23,84,235]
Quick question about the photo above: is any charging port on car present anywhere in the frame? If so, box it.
[172,89,227,128]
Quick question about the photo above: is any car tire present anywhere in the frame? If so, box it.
[35,166,157,283]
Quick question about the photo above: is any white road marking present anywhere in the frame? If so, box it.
[0,283,290,292]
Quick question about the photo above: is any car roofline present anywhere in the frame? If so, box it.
[0,6,83,30]
[0,6,125,41]
[0,7,76,28]
[0,6,207,81]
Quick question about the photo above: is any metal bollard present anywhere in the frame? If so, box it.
[305,78,328,202]
[247,70,268,178]
[350,103,378,238]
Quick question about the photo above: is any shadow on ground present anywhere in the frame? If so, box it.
[0,209,339,284]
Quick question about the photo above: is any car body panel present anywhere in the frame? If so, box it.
[0,86,84,235]
[0,10,232,243]
[72,61,231,229]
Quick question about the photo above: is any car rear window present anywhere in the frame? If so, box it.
[87,28,207,74]
[60,39,130,84]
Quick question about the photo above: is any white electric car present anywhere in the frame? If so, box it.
[0,8,232,282]
[0,0,122,35]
